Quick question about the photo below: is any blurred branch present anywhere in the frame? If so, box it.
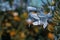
[46,0,50,6]
[41,0,46,5]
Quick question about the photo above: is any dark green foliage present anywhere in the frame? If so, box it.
[23,0,28,3]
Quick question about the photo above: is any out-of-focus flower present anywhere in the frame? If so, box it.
[33,26,39,33]
[48,33,55,40]
[13,12,19,16]
[5,22,12,27]
[12,12,21,21]
[19,31,26,39]
[10,30,16,37]
[13,16,21,22]
[48,23,54,32]
[26,19,33,24]
[22,12,28,19]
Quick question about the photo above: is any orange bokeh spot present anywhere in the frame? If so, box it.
[48,33,54,40]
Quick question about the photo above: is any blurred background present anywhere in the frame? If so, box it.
[0,0,60,40]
